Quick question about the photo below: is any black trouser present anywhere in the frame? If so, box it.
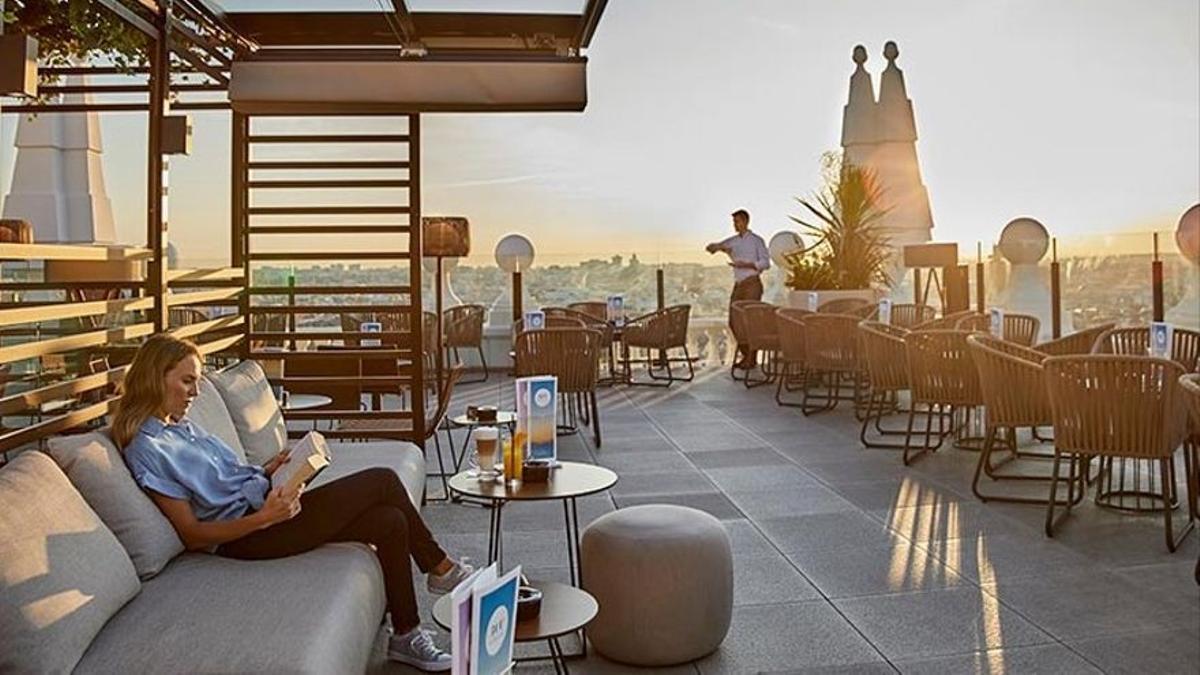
[218,468,445,632]
[730,274,764,365]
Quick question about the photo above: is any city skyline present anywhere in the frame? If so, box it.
[1,0,1197,266]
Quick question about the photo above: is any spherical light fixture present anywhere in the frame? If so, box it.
[494,234,535,273]
[998,217,1050,265]
[768,231,804,268]
[1176,204,1199,265]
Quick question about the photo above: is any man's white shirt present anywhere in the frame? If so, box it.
[719,231,771,282]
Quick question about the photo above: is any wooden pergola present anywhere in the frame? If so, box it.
[0,0,607,456]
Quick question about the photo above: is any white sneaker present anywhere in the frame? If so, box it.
[388,627,452,672]
[427,558,475,595]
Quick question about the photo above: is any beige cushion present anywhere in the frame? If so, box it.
[188,376,248,463]
[0,451,141,674]
[582,504,733,666]
[209,360,287,466]
[46,431,184,580]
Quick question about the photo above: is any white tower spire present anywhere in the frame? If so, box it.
[2,74,116,243]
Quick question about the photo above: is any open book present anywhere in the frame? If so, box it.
[271,431,331,493]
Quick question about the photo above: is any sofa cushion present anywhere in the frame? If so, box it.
[209,360,287,466]
[76,544,385,674]
[313,440,426,506]
[45,431,185,580]
[0,451,141,674]
[188,376,248,463]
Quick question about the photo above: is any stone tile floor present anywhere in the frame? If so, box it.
[374,366,1200,674]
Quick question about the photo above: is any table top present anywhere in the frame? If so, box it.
[281,393,333,411]
[448,461,617,502]
[431,580,597,642]
[450,411,518,427]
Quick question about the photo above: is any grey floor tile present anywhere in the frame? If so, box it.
[918,532,1098,585]
[870,503,1030,545]
[733,552,823,606]
[597,451,698,475]
[786,542,967,599]
[608,469,717,497]
[831,478,970,513]
[978,569,1181,641]
[1067,628,1200,675]
[1108,560,1200,626]
[765,664,898,675]
[727,485,859,520]
[805,457,914,484]
[723,518,783,559]
[592,437,680,454]
[834,587,1054,660]
[758,512,908,554]
[704,465,821,493]
[617,492,746,521]
[689,448,794,469]
[696,602,886,673]
[894,643,1101,674]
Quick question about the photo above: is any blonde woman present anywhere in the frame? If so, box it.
[114,334,469,671]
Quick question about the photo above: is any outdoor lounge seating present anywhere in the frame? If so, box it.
[773,307,811,406]
[1043,355,1195,551]
[1034,322,1116,356]
[888,302,937,328]
[732,302,780,388]
[798,313,864,415]
[442,304,488,383]
[515,327,604,445]
[1,360,425,673]
[857,320,912,449]
[620,304,694,387]
[955,311,1041,346]
[902,329,981,464]
[817,297,872,315]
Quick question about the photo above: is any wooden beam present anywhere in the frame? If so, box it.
[166,267,243,283]
[574,0,608,48]
[0,297,155,328]
[0,369,128,417]
[194,333,244,355]
[0,323,155,365]
[165,288,242,306]
[97,0,160,39]
[388,0,418,44]
[0,400,117,453]
[0,244,152,262]
[167,315,244,339]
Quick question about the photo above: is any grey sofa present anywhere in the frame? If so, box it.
[0,361,426,674]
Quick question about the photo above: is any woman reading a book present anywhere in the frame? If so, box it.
[113,334,469,672]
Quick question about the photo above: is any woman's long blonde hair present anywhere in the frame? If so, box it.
[112,334,201,449]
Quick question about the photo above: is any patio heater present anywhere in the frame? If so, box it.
[495,234,535,325]
[424,217,471,383]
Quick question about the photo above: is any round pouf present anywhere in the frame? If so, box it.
[581,504,733,665]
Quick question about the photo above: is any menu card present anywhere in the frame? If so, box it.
[988,308,1005,338]
[516,375,557,464]
[1150,321,1173,359]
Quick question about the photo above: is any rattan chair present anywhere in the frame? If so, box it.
[546,307,615,377]
[168,307,209,327]
[903,330,981,464]
[620,305,693,387]
[564,303,619,382]
[443,304,488,383]
[967,334,1087,505]
[1094,326,1200,372]
[1179,373,1200,584]
[1044,355,1193,550]
[773,308,812,406]
[735,302,781,388]
[858,321,911,449]
[567,301,608,322]
[515,327,604,446]
[890,303,937,329]
[799,314,864,415]
[1034,323,1115,357]
[818,297,872,315]
[729,299,758,380]
[336,366,463,502]
[955,312,1041,346]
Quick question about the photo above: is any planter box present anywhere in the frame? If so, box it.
[787,288,878,311]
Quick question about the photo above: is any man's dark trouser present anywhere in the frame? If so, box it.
[730,274,763,366]
[218,468,445,633]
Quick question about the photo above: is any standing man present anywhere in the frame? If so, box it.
[706,209,770,369]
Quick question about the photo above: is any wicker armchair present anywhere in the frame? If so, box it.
[1043,355,1193,550]
[729,299,758,379]
[858,321,911,449]
[620,305,693,387]
[168,307,209,327]
[735,302,781,388]
[546,306,617,383]
[443,304,488,383]
[1094,326,1200,372]
[1179,374,1200,584]
[902,330,981,464]
[955,312,1040,346]
[966,334,1084,505]
[250,312,288,349]
[890,303,937,329]
[818,297,872,315]
[1034,323,1115,356]
[515,327,604,446]
[773,308,811,406]
[567,301,608,322]
[799,314,864,415]
[336,366,463,501]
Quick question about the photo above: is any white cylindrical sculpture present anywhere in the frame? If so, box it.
[766,231,803,304]
[995,217,1067,341]
[1166,204,1200,329]
[489,234,535,328]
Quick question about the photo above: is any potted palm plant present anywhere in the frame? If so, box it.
[785,152,892,309]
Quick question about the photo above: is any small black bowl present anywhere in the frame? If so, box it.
[516,585,543,621]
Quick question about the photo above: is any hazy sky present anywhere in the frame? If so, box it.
[2,0,1197,265]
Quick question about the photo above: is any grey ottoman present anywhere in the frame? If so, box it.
[581,504,733,665]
